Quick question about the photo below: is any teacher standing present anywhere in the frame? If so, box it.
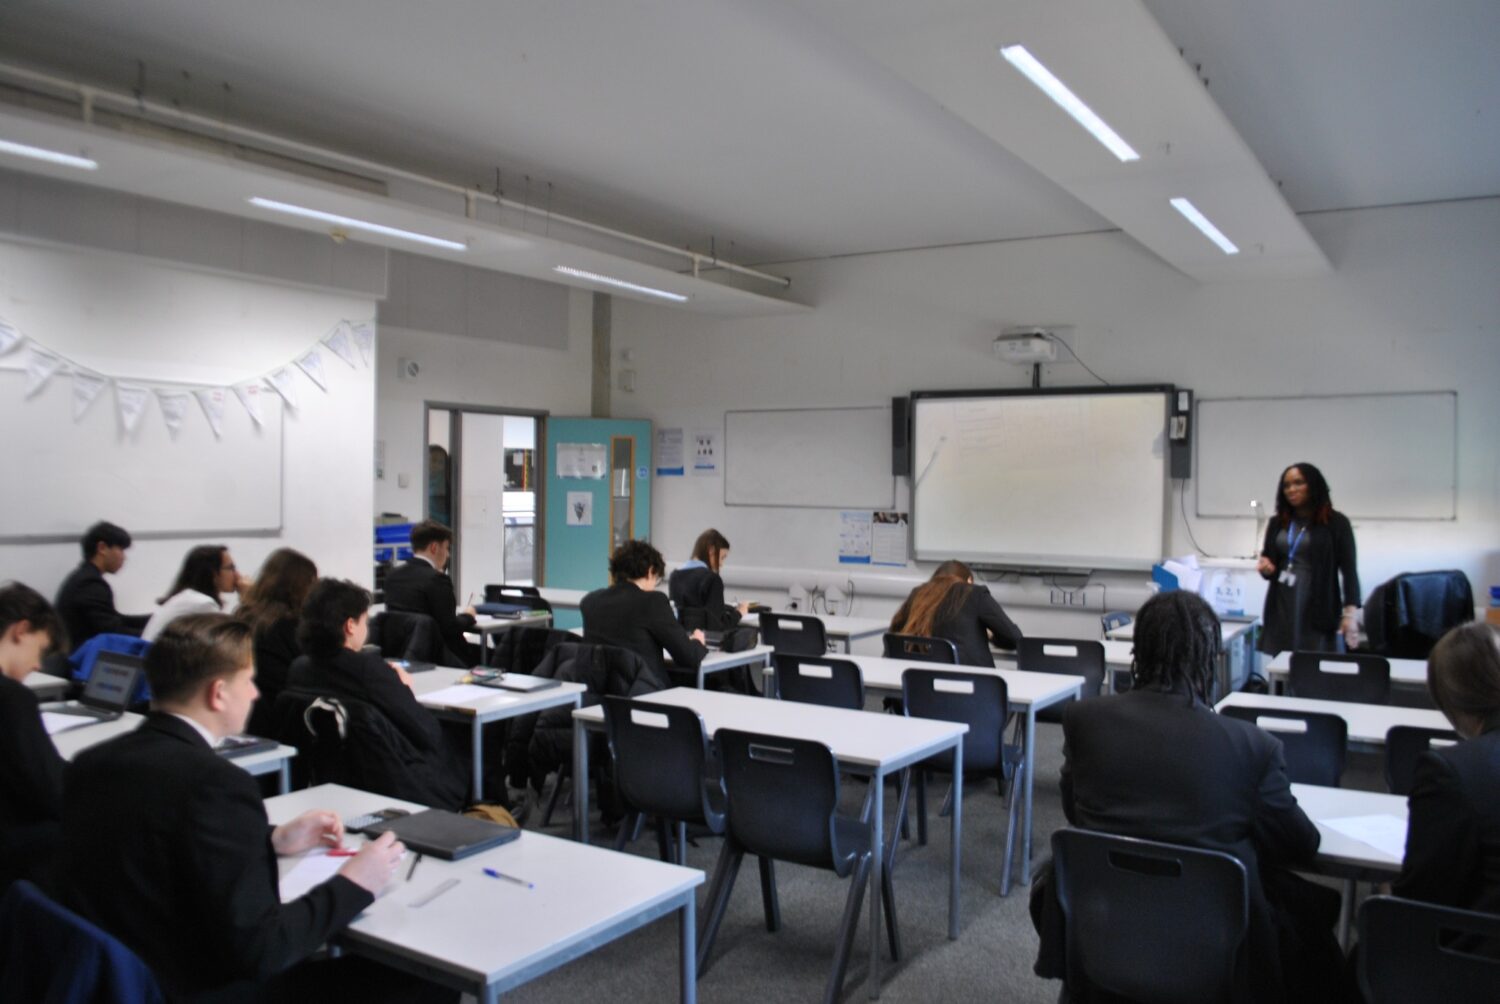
[1256,462,1360,655]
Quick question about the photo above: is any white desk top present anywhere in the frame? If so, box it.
[267,784,702,989]
[47,712,297,775]
[681,644,774,671]
[1293,783,1407,874]
[574,686,966,773]
[1266,651,1428,686]
[538,587,591,609]
[24,672,70,697]
[1215,692,1450,745]
[412,669,584,720]
[767,653,1084,712]
[741,612,890,640]
[1106,619,1257,643]
[470,611,553,633]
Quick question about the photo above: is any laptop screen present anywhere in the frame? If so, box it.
[81,652,143,711]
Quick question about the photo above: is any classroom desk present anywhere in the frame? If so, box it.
[1291,782,1409,946]
[741,612,890,653]
[412,669,586,803]
[268,783,702,1004]
[671,644,774,689]
[466,611,554,662]
[1213,692,1450,750]
[769,653,1082,889]
[1106,619,1259,695]
[1265,652,1428,691]
[538,587,589,611]
[572,687,966,999]
[48,712,298,792]
[24,672,70,700]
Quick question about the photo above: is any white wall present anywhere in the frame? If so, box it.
[610,198,1500,627]
[0,238,376,611]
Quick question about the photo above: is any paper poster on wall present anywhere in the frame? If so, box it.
[565,491,594,526]
[872,511,909,566]
[838,510,873,564]
[692,429,719,476]
[655,427,685,476]
[556,442,607,479]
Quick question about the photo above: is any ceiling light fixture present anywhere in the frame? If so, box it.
[999,44,1140,163]
[247,197,467,251]
[1169,197,1239,255]
[553,266,689,303]
[0,138,98,170]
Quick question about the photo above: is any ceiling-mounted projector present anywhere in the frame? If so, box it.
[994,327,1058,364]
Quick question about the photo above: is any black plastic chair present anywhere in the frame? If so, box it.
[0,880,164,1003]
[1017,638,1106,723]
[1287,651,1392,704]
[602,697,724,866]
[1052,829,1250,1004]
[1383,724,1461,795]
[902,668,1024,895]
[699,729,900,1003]
[1218,705,1348,786]
[1359,895,1500,1003]
[758,612,829,656]
[1100,611,1132,636]
[368,610,461,667]
[483,584,553,614]
[882,632,959,664]
[772,654,864,709]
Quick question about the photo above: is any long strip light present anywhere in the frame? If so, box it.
[1169,197,1239,255]
[999,45,1139,163]
[247,197,466,251]
[553,265,688,303]
[0,138,98,170]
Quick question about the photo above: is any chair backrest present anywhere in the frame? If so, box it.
[773,654,865,710]
[759,613,829,656]
[882,632,959,664]
[602,697,719,828]
[0,880,164,1004]
[368,610,445,664]
[1218,705,1348,786]
[1364,570,1475,660]
[902,669,1008,773]
[1052,829,1249,1004]
[1383,725,1461,795]
[1100,611,1132,635]
[1018,638,1107,723]
[483,584,552,613]
[717,728,850,873]
[1287,651,1392,704]
[1359,895,1500,1003]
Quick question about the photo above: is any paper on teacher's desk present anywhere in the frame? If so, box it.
[417,684,516,708]
[279,849,346,902]
[1160,556,1203,593]
[1321,814,1407,860]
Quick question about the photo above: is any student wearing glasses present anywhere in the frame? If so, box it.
[141,544,248,642]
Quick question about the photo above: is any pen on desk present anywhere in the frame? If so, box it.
[407,853,422,881]
[482,867,534,889]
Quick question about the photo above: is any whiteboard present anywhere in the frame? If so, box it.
[1195,393,1457,520]
[911,390,1169,570]
[0,367,284,539]
[724,407,895,509]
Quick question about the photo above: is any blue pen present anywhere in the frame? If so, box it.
[483,867,534,889]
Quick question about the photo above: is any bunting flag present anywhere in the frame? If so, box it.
[115,383,150,433]
[156,390,192,438]
[24,345,63,398]
[295,348,328,390]
[0,316,20,355]
[350,321,374,367]
[322,322,358,368]
[195,387,227,438]
[72,370,110,420]
[266,366,299,410]
[234,382,265,426]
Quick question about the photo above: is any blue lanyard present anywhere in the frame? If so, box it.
[1285,522,1308,564]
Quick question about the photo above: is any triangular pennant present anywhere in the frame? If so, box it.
[0,316,20,355]
[23,345,63,398]
[295,348,328,390]
[350,321,375,367]
[156,389,192,438]
[234,383,265,426]
[116,383,150,434]
[322,322,358,368]
[72,370,110,420]
[265,367,299,410]
[195,388,227,438]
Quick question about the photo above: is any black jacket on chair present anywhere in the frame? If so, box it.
[54,563,148,653]
[382,558,477,666]
[668,565,741,633]
[0,675,65,890]
[56,713,372,1002]
[581,582,707,679]
[1395,725,1500,917]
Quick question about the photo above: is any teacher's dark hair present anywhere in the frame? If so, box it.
[1274,462,1333,527]
[1427,622,1500,737]
[1130,591,1223,703]
[160,545,228,606]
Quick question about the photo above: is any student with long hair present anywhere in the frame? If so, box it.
[889,559,1022,666]
[235,548,318,736]
[141,544,248,642]
[669,528,748,631]
[1256,462,1360,655]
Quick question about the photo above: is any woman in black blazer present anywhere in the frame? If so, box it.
[1395,622,1500,917]
[235,547,318,737]
[889,560,1022,667]
[1256,462,1361,655]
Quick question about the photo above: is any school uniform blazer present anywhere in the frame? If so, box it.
[287,648,445,755]
[0,674,65,889]
[581,582,708,679]
[1395,725,1500,917]
[929,584,1024,668]
[1258,511,1361,634]
[57,713,371,1001]
[54,562,148,652]
[247,616,300,738]
[668,565,741,632]
[382,558,477,663]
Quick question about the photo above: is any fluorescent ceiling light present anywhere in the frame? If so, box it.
[1169,197,1239,255]
[247,197,466,251]
[553,266,688,303]
[999,45,1139,163]
[0,138,98,170]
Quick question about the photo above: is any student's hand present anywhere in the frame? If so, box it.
[388,661,415,689]
[272,810,344,856]
[463,605,477,617]
[339,831,406,895]
[1255,556,1276,577]
[690,629,707,644]
[235,573,252,596]
[736,601,752,615]
[1342,611,1361,650]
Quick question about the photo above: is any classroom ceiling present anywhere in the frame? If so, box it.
[0,0,1495,277]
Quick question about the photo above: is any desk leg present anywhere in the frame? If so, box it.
[1022,707,1036,885]
[1338,878,1354,950]
[573,719,590,843]
[868,769,884,999]
[949,736,963,939]
[278,761,291,795]
[471,717,485,804]
[680,892,698,1004]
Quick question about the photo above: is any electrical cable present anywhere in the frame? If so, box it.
[1177,478,1214,557]
[1049,332,1111,386]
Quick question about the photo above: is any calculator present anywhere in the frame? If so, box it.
[344,808,411,833]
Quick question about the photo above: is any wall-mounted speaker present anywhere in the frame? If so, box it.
[892,396,911,476]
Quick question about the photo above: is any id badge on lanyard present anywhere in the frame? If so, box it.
[1280,523,1307,588]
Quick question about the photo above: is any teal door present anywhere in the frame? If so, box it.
[543,417,652,628]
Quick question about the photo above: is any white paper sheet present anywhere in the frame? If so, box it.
[417,684,516,708]
[72,370,109,420]
[235,382,266,425]
[156,390,192,437]
[266,367,299,410]
[296,349,328,390]
[24,344,62,397]
[322,322,359,368]
[0,316,20,355]
[1321,814,1407,860]
[41,712,95,736]
[350,321,375,367]
[195,388,227,438]
[115,383,150,433]
[279,849,347,902]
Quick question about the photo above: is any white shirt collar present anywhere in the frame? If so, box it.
[413,553,438,570]
[168,712,221,748]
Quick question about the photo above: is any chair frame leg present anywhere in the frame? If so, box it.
[614,811,641,853]
[826,851,872,1004]
[758,856,781,932]
[915,769,929,846]
[696,841,745,977]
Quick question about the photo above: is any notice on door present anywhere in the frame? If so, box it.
[566,491,594,526]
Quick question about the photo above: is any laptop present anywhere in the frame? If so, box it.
[42,651,142,723]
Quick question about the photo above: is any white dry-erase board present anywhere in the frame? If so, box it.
[0,368,284,540]
[910,388,1170,570]
[1195,392,1457,520]
[724,406,895,509]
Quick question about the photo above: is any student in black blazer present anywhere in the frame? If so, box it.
[383,520,478,666]
[1033,591,1347,1003]
[0,583,65,891]
[668,528,749,632]
[235,548,318,737]
[1395,622,1500,917]
[54,613,443,1004]
[583,539,706,681]
[53,520,148,652]
[890,560,1022,666]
